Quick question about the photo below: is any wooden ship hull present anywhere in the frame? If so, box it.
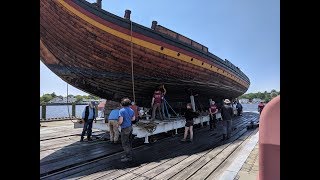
[40,0,250,108]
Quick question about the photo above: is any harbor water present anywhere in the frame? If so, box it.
[40,105,104,119]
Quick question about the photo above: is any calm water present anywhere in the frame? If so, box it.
[40,103,259,119]
[241,103,259,112]
[40,105,104,119]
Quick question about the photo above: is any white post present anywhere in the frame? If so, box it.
[190,95,196,112]
[144,134,149,143]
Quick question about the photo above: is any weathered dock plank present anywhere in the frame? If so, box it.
[79,116,252,180]
[160,126,251,180]
[40,112,259,180]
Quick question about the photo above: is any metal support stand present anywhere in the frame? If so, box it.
[41,104,46,119]
[190,95,196,112]
[144,134,149,143]
[72,103,76,117]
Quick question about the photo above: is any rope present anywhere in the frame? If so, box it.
[163,98,179,117]
[162,97,170,119]
[130,20,136,103]
[136,121,157,133]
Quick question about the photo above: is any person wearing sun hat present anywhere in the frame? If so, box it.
[220,99,234,140]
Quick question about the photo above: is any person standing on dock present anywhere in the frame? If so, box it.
[181,103,199,142]
[236,101,243,116]
[118,98,135,162]
[258,101,265,114]
[107,106,121,144]
[209,101,218,130]
[221,99,234,140]
[151,85,165,120]
[130,101,140,123]
[80,101,97,142]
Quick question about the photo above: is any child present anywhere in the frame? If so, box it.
[181,103,199,142]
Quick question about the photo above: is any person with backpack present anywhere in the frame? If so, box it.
[80,101,97,142]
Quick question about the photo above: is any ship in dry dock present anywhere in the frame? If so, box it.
[40,0,250,109]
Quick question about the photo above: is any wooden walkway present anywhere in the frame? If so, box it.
[40,112,259,180]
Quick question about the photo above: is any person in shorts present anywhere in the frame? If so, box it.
[181,103,199,142]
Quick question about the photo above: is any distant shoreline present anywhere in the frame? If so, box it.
[40,103,87,106]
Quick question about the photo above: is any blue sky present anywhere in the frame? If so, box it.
[40,0,279,96]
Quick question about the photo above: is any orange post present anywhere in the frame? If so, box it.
[258,95,280,180]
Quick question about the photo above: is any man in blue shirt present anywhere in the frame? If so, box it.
[108,106,121,144]
[80,101,97,142]
[118,98,135,162]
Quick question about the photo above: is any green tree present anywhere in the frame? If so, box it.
[51,92,57,98]
[271,92,278,98]
[41,94,53,103]
[265,93,271,102]
[88,94,100,100]
[75,95,83,103]
[239,90,280,102]
[257,92,265,100]
[247,93,255,101]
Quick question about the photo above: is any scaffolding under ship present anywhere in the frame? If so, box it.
[40,0,250,109]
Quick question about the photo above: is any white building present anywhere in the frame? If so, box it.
[48,96,77,103]
[239,98,249,104]
[252,98,262,103]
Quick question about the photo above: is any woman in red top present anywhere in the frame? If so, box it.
[130,101,140,123]
[209,101,218,130]
[258,101,265,114]
[151,85,166,120]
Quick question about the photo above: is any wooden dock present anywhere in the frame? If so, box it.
[40,112,259,180]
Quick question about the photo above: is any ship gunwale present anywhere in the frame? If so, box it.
[68,0,250,85]
[40,5,244,92]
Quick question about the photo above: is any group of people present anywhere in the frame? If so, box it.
[79,84,167,162]
[181,98,235,142]
[80,98,136,162]
[79,84,241,162]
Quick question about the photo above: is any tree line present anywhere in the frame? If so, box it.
[239,89,280,102]
[40,92,100,104]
